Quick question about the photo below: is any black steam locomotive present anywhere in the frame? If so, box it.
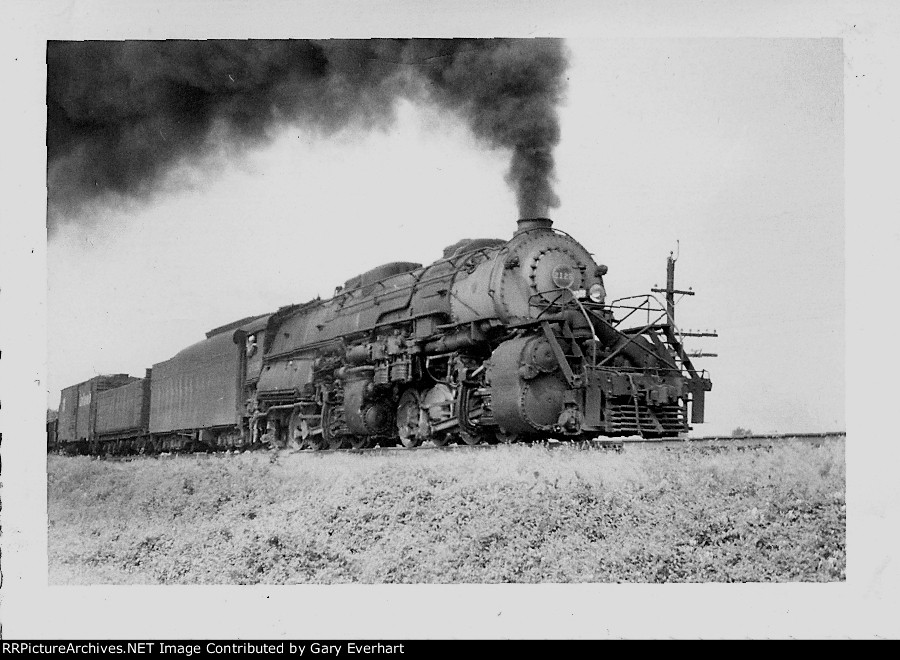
[49,218,711,454]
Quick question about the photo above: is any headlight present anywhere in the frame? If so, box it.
[589,283,606,303]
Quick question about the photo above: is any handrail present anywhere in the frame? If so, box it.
[524,287,702,378]
[607,294,666,327]
[595,308,672,369]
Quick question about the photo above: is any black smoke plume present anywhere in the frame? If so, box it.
[47,39,567,228]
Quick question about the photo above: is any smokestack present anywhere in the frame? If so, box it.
[515,217,553,234]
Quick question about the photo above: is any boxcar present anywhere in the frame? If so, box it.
[46,411,58,452]
[56,374,138,453]
[94,369,152,452]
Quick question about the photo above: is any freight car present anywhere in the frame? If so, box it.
[50,217,712,454]
[55,373,139,454]
[46,411,58,452]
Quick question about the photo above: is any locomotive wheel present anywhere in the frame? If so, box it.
[397,389,422,448]
[321,401,348,450]
[287,409,306,450]
[459,430,484,446]
[306,433,326,451]
[326,434,347,450]
[349,435,371,450]
[495,430,520,444]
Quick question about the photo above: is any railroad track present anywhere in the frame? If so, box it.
[68,437,625,461]
[69,431,844,462]
[624,431,845,451]
[666,431,844,442]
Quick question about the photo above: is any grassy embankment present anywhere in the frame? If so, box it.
[48,441,845,583]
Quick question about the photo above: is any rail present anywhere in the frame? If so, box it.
[70,431,845,462]
[623,431,846,444]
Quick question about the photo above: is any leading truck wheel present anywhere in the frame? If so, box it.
[396,389,422,448]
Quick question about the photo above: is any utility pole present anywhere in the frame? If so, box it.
[651,244,718,357]
[651,247,694,326]
[650,244,717,426]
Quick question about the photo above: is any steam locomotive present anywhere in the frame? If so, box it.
[49,217,712,454]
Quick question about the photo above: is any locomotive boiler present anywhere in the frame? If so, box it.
[50,216,712,455]
[250,217,711,450]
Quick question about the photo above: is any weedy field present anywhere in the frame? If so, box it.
[47,440,845,584]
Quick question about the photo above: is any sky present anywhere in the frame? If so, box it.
[46,38,844,436]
